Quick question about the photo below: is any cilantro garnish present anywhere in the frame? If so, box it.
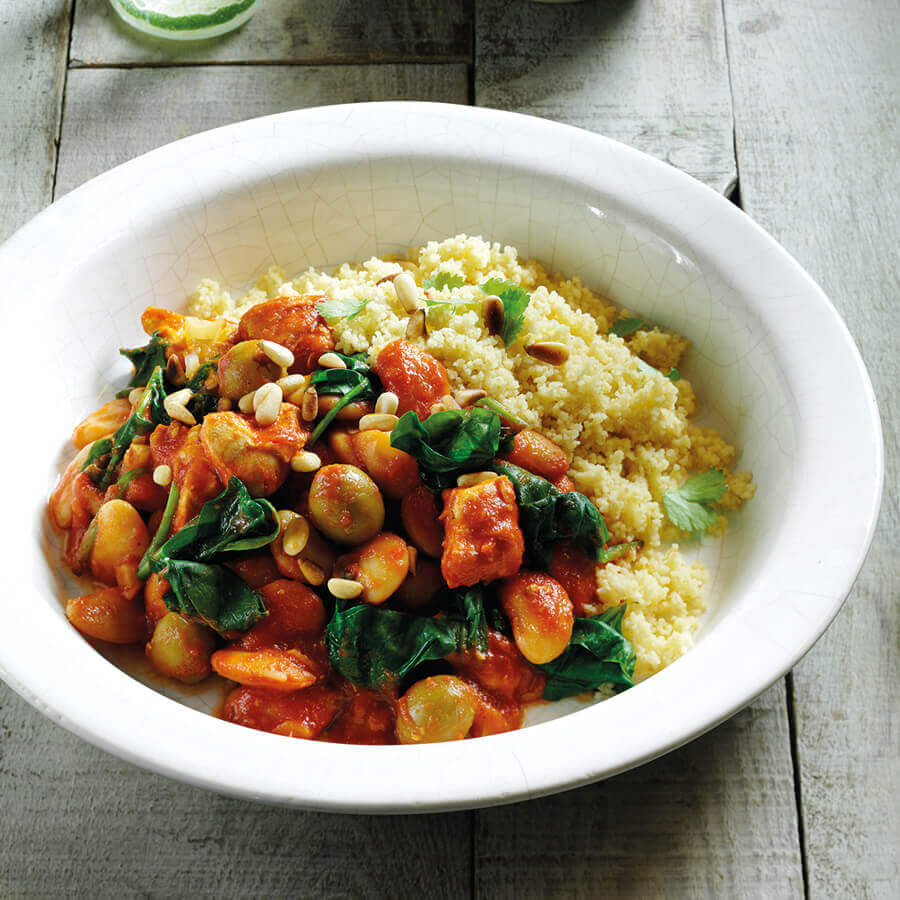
[479,278,531,347]
[662,469,728,535]
[315,297,371,321]
[423,272,465,290]
[664,367,680,381]
[609,317,651,338]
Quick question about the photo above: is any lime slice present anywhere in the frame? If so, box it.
[110,0,258,41]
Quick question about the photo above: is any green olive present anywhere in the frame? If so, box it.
[216,340,281,399]
[396,675,477,744]
[307,464,385,545]
[146,612,216,684]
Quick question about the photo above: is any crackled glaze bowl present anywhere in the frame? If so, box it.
[0,103,882,811]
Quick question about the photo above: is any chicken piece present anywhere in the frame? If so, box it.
[199,404,308,498]
[439,475,524,588]
[149,423,222,531]
[374,339,451,420]
[236,295,335,374]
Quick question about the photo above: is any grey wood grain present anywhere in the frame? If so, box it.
[1,61,472,898]
[71,0,472,66]
[55,64,469,196]
[0,686,470,897]
[475,683,803,899]
[0,0,71,241]
[475,0,737,193]
[724,2,899,897]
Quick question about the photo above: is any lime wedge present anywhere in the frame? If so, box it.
[110,0,258,41]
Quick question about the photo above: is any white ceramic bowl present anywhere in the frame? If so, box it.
[0,103,881,812]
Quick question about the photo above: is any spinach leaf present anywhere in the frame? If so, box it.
[120,332,168,388]
[180,360,220,421]
[423,272,465,291]
[326,603,460,687]
[479,278,531,347]
[390,406,504,490]
[539,606,636,700]
[308,353,382,444]
[149,477,278,634]
[609,317,651,338]
[445,585,489,652]
[493,462,610,568]
[82,366,170,489]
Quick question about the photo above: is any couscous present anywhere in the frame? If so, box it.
[48,234,754,743]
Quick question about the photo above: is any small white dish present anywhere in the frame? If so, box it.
[0,102,881,811]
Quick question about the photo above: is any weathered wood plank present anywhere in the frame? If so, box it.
[55,64,469,195]
[476,684,804,899]
[0,0,71,241]
[475,0,737,193]
[474,4,804,895]
[0,687,470,897]
[71,0,472,66]
[0,61,472,897]
[724,2,899,897]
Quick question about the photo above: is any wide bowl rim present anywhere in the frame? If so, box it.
[0,101,883,812]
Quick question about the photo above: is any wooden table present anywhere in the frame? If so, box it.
[2,2,896,896]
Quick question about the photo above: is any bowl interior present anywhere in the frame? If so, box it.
[37,152,795,721]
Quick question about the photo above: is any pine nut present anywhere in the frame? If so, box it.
[168,388,193,406]
[455,388,487,408]
[483,295,504,336]
[327,577,364,600]
[184,351,200,380]
[254,382,282,426]
[152,464,172,487]
[317,352,346,369]
[290,450,322,473]
[260,339,294,369]
[406,308,426,340]
[277,374,307,395]
[525,341,569,365]
[300,385,319,422]
[165,356,184,383]
[238,390,257,414]
[358,413,399,432]
[128,388,146,405]
[456,471,497,488]
[217,397,232,412]
[374,392,399,415]
[164,390,196,426]
[394,272,420,313]
[282,515,310,557]
[407,545,418,576]
[299,559,326,586]
[204,370,219,391]
[439,394,460,410]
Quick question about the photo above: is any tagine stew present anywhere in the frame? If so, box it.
[49,273,719,745]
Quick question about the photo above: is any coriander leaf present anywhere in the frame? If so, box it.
[326,603,459,687]
[540,606,636,700]
[82,367,170,489]
[120,332,168,388]
[315,297,371,321]
[662,468,728,535]
[149,477,278,634]
[609,317,651,338]
[423,272,465,290]
[664,367,680,381]
[479,278,531,347]
[597,540,643,564]
[390,407,503,490]
[493,462,610,568]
